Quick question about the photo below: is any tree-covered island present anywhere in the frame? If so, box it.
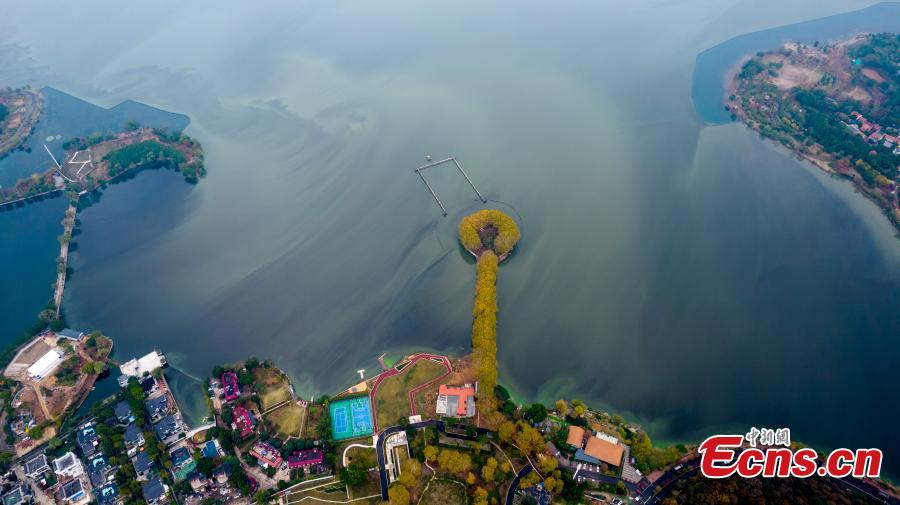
[728,33,900,231]
[0,123,205,209]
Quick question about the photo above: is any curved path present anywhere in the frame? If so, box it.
[505,465,534,505]
[341,442,375,467]
[375,420,444,500]
[368,353,451,433]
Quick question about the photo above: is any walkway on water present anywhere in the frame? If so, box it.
[53,199,77,314]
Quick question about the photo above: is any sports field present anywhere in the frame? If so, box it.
[330,396,374,440]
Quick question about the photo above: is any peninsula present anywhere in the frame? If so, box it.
[727,33,900,231]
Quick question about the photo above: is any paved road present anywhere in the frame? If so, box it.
[505,464,534,505]
[375,420,444,500]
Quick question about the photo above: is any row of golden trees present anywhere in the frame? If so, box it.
[472,251,500,424]
[458,209,521,255]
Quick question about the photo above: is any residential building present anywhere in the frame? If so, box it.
[87,454,111,488]
[435,384,477,418]
[124,423,145,454]
[249,442,283,469]
[169,447,192,468]
[221,371,240,402]
[75,423,99,457]
[287,449,323,469]
[189,473,208,492]
[118,351,167,385]
[1,485,31,505]
[95,484,118,505]
[141,477,168,505]
[169,447,196,481]
[232,406,255,438]
[132,452,154,481]
[52,453,84,479]
[145,396,169,422]
[23,454,49,479]
[59,479,86,504]
[114,401,134,424]
[153,414,182,441]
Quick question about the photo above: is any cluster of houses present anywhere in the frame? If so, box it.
[11,351,194,505]
[848,111,900,156]
[210,369,327,486]
[249,441,324,474]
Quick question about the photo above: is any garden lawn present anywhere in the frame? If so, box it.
[253,366,292,411]
[421,479,467,505]
[266,402,306,438]
[373,359,446,431]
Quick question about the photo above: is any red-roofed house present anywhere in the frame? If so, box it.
[436,384,476,418]
[249,442,283,469]
[221,372,240,402]
[232,406,255,438]
[287,449,323,469]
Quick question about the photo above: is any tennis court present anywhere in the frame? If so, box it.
[330,396,374,440]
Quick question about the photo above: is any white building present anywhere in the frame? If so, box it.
[26,349,64,380]
[118,351,167,386]
[52,452,85,478]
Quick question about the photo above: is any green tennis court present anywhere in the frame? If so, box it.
[330,396,374,440]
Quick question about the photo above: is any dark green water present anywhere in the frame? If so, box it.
[2,0,899,475]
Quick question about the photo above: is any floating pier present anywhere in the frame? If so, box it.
[413,156,487,216]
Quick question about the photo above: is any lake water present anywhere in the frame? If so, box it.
[2,0,899,475]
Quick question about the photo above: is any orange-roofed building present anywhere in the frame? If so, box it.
[436,384,476,417]
[584,436,625,467]
[566,426,585,448]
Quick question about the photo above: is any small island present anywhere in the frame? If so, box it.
[0,123,205,209]
[727,33,900,230]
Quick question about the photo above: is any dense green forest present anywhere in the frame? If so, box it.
[104,140,186,174]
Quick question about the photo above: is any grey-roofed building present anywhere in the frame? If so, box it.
[88,454,110,487]
[1,485,30,505]
[145,396,168,421]
[57,329,85,341]
[124,423,145,452]
[152,414,181,441]
[23,453,49,478]
[169,447,191,467]
[114,401,133,424]
[96,484,118,505]
[142,477,168,504]
[76,423,99,457]
[132,451,154,481]
[60,479,85,503]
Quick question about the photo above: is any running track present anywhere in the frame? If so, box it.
[368,353,452,433]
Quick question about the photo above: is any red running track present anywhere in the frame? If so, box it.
[369,353,452,433]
